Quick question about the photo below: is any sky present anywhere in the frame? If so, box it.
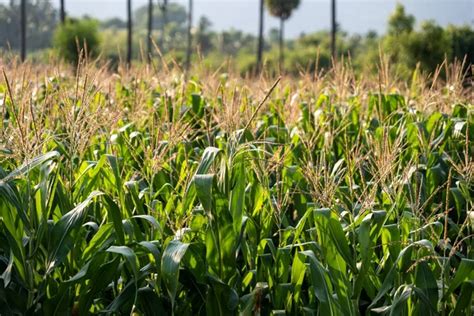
[2,0,474,37]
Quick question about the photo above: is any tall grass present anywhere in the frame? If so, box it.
[0,57,472,315]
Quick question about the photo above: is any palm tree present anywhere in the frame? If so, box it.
[127,0,132,64]
[60,0,65,23]
[331,0,336,59]
[256,0,265,74]
[20,0,26,61]
[147,0,153,62]
[185,0,193,73]
[265,0,300,72]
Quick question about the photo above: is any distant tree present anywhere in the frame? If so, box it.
[447,25,474,70]
[60,0,65,24]
[158,0,168,51]
[101,17,127,29]
[384,4,415,69]
[366,30,378,40]
[134,3,186,30]
[132,3,187,52]
[20,0,25,60]
[53,18,100,64]
[147,0,153,61]
[405,21,450,71]
[265,0,300,72]
[127,0,132,64]
[268,28,280,45]
[219,29,255,55]
[330,0,336,59]
[446,25,474,80]
[196,16,214,54]
[384,5,452,75]
[185,0,193,73]
[388,4,415,35]
[256,0,264,74]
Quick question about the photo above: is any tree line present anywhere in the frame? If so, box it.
[1,1,472,78]
[2,0,338,74]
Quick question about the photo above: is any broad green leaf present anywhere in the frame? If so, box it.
[161,240,189,307]
[194,174,214,215]
[299,250,336,316]
[369,240,434,310]
[0,151,59,183]
[106,245,138,278]
[444,258,474,299]
[48,191,103,272]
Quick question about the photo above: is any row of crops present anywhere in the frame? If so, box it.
[0,64,473,314]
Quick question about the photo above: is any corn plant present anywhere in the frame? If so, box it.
[0,62,472,315]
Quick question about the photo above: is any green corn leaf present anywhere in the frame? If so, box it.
[443,258,474,299]
[0,250,14,287]
[299,250,336,316]
[82,222,115,261]
[229,155,245,235]
[369,240,434,310]
[196,147,221,175]
[103,195,125,245]
[48,191,103,272]
[65,260,91,284]
[161,240,189,307]
[452,280,474,316]
[194,174,214,214]
[106,245,139,278]
[390,285,413,316]
[78,258,121,315]
[105,279,138,313]
[0,151,59,183]
[206,275,239,315]
[414,261,438,310]
[138,241,161,265]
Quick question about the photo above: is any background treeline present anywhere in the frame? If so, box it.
[0,1,473,77]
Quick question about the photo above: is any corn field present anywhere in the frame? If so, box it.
[0,60,473,315]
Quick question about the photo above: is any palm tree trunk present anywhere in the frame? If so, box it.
[60,0,65,24]
[20,0,26,61]
[147,0,153,62]
[256,0,264,75]
[127,0,132,65]
[331,0,336,60]
[185,0,193,73]
[279,17,284,73]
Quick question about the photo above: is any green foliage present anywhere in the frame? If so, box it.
[388,3,415,35]
[98,3,190,61]
[133,2,187,30]
[208,4,474,78]
[378,4,474,77]
[447,25,474,74]
[384,19,451,75]
[53,18,100,64]
[406,21,451,71]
